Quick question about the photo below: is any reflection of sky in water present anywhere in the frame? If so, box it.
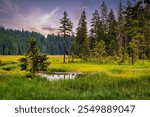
[39,74,77,81]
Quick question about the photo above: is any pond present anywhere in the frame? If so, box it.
[38,72,83,81]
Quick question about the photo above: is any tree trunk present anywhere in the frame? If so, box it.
[131,52,134,65]
[64,33,66,63]
[129,49,131,65]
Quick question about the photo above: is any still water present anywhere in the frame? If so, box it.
[38,72,82,81]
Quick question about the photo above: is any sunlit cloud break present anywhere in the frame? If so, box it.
[0,0,60,36]
[15,7,60,36]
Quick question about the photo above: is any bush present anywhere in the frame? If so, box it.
[104,56,115,64]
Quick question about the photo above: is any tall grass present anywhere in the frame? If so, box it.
[0,56,150,99]
[0,73,150,100]
[0,55,24,62]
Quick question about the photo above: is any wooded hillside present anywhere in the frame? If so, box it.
[0,27,72,55]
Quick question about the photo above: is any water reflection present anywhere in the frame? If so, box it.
[38,73,79,81]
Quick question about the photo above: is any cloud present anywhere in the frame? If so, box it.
[28,27,48,36]
[14,7,60,35]
[41,26,59,35]
[0,8,9,14]
[0,0,19,17]
[0,0,60,36]
[42,27,57,32]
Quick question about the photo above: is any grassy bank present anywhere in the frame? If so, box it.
[0,73,150,100]
[0,55,150,100]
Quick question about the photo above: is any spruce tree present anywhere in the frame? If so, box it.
[100,1,108,41]
[107,9,117,56]
[59,11,73,63]
[117,0,126,63]
[144,0,150,59]
[90,10,102,50]
[93,40,106,63]
[20,38,49,78]
[75,10,89,60]
[125,0,145,65]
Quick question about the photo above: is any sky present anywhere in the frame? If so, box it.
[0,0,126,36]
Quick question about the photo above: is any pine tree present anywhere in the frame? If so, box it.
[107,9,118,56]
[93,40,106,63]
[75,10,89,60]
[144,0,150,59]
[90,10,101,49]
[59,11,73,63]
[125,0,145,65]
[27,39,39,75]
[100,1,108,40]
[20,38,49,78]
[117,0,127,63]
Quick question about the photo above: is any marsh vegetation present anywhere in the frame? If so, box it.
[0,56,150,100]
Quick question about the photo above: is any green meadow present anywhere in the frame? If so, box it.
[0,56,150,100]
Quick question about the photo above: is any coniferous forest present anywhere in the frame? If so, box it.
[0,27,72,55]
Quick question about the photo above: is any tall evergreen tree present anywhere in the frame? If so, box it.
[125,0,145,65]
[93,40,106,63]
[75,10,89,60]
[107,9,118,56]
[100,1,108,40]
[90,10,102,50]
[117,0,126,63]
[59,11,73,63]
[144,0,150,59]
[117,0,125,49]
[20,38,49,78]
